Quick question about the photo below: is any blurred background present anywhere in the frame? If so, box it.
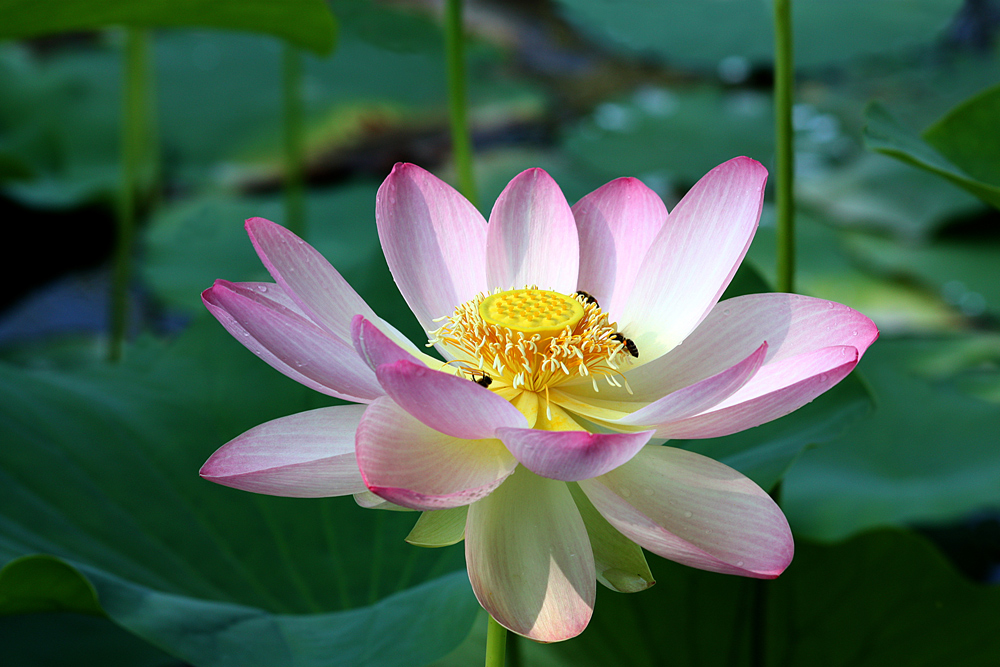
[1,1,998,665]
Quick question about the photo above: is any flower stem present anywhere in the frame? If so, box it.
[485,614,507,667]
[444,0,478,206]
[283,43,306,239]
[109,27,152,362]
[773,0,795,294]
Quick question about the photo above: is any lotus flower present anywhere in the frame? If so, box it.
[200,158,877,642]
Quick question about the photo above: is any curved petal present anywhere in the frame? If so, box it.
[466,468,595,641]
[355,397,517,511]
[619,157,767,361]
[375,360,527,440]
[245,217,377,341]
[496,427,654,482]
[486,168,579,293]
[573,177,667,320]
[564,293,877,406]
[200,405,368,497]
[580,446,792,578]
[351,315,431,371]
[376,163,488,331]
[202,280,383,403]
[656,345,860,439]
[613,342,767,427]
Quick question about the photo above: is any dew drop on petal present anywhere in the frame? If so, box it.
[619,487,632,498]
[684,511,693,518]
[642,488,654,497]
[736,560,745,567]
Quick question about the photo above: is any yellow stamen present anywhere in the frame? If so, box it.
[429,287,634,394]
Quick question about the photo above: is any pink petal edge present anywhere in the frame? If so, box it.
[200,405,368,498]
[495,427,655,481]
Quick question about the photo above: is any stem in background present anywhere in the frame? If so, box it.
[283,43,306,239]
[485,614,507,667]
[109,28,151,362]
[774,0,795,295]
[444,0,478,206]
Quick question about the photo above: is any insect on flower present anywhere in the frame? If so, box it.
[199,158,878,642]
[610,332,639,358]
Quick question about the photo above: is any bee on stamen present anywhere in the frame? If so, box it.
[575,291,599,308]
[471,372,493,388]
[610,332,639,358]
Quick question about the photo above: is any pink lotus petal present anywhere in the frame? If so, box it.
[495,427,654,481]
[245,217,377,341]
[202,281,383,403]
[622,293,878,401]
[375,359,527,440]
[580,446,792,578]
[614,342,768,427]
[486,168,579,293]
[351,315,425,371]
[200,405,368,497]
[376,163,488,331]
[466,468,595,641]
[657,345,860,439]
[355,397,518,511]
[573,177,667,320]
[620,157,767,361]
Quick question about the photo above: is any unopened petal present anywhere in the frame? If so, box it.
[200,406,368,497]
[580,446,792,578]
[573,177,667,320]
[466,468,595,641]
[620,157,767,361]
[375,360,527,440]
[355,397,517,511]
[203,280,383,403]
[376,163,488,332]
[486,168,579,293]
[496,426,654,482]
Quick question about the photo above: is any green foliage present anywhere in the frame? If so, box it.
[0,0,337,54]
[555,0,962,69]
[563,87,774,186]
[784,338,1000,541]
[0,320,478,665]
[545,529,1000,667]
[864,100,1000,210]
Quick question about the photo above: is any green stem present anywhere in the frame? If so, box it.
[774,0,795,294]
[283,43,306,239]
[444,0,477,206]
[109,28,151,362]
[485,614,507,667]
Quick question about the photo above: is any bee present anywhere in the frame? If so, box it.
[471,372,493,388]
[610,332,639,358]
[575,290,599,308]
